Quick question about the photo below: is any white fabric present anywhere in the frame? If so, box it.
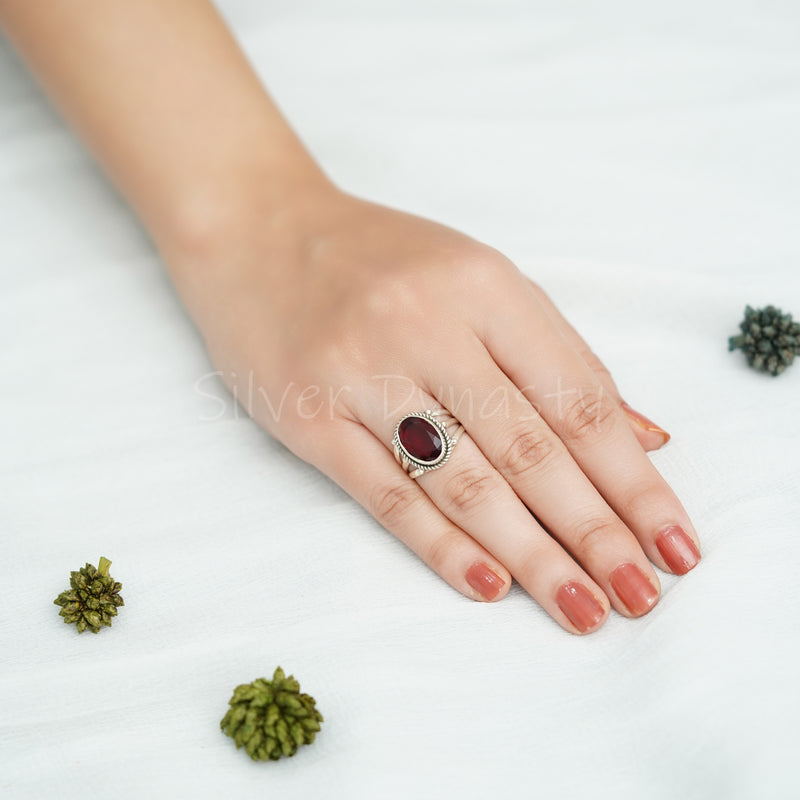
[2,1,799,797]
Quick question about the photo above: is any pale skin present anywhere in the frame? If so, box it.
[0,0,701,634]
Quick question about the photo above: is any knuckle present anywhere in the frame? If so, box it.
[460,254,501,285]
[591,364,613,385]
[579,349,612,382]
[619,481,667,520]
[450,247,516,292]
[425,528,465,575]
[443,467,498,515]
[571,517,621,559]
[497,429,557,479]
[369,481,420,529]
[364,274,420,321]
[561,388,618,441]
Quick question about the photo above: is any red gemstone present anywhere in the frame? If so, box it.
[398,416,443,464]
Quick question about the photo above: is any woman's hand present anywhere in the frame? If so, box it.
[1,0,699,634]
[171,183,700,634]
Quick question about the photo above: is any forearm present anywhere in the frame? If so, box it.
[0,0,329,259]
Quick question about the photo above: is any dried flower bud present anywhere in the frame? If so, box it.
[728,305,800,376]
[221,667,323,761]
[54,556,124,633]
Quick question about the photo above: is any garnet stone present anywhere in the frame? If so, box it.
[398,415,444,464]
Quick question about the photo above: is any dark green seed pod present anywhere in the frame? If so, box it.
[220,667,323,761]
[728,304,800,376]
[54,557,124,633]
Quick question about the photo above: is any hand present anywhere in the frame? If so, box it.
[1,0,699,633]
[172,183,701,635]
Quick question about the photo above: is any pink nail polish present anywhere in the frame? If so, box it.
[610,563,659,616]
[466,562,505,601]
[621,402,671,445]
[556,582,605,633]
[656,525,701,575]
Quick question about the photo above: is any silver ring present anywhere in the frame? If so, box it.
[392,409,464,479]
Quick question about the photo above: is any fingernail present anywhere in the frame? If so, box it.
[656,525,701,575]
[621,402,670,445]
[466,561,506,601]
[610,563,660,616]
[556,582,605,633]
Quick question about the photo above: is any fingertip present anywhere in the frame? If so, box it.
[635,428,671,452]
[610,562,661,618]
[565,611,609,636]
[556,581,609,634]
[621,401,671,450]
[655,525,701,575]
[465,560,510,602]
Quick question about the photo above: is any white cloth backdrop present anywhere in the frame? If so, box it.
[1,1,799,798]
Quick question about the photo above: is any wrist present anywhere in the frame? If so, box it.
[159,146,341,328]
[159,140,328,254]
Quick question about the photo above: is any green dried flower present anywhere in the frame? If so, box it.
[221,667,323,761]
[728,304,800,376]
[54,556,124,633]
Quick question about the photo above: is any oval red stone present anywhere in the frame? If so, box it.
[398,416,443,464]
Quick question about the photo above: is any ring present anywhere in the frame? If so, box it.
[393,409,464,479]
